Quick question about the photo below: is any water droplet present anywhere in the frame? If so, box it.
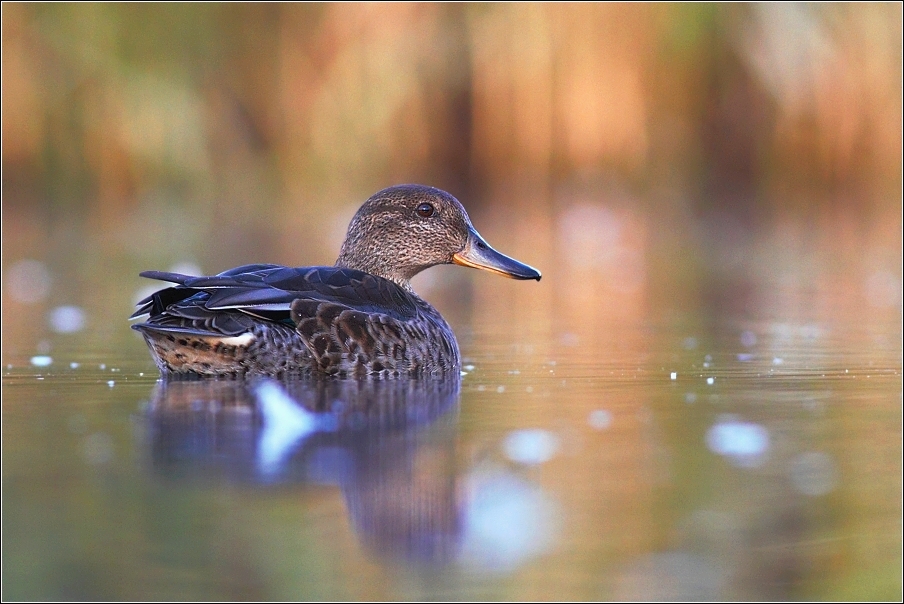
[30,355,52,367]
[706,418,769,467]
[502,429,559,465]
[48,305,86,333]
[588,410,612,430]
[7,260,51,303]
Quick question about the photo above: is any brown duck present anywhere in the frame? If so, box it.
[131,184,540,377]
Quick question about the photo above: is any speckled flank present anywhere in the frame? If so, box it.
[139,321,314,377]
[138,299,459,378]
[291,297,459,376]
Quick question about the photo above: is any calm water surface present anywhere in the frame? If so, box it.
[3,229,902,600]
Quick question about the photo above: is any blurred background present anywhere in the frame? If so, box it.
[3,3,901,348]
[2,3,902,601]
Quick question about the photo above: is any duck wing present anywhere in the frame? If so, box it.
[131,264,420,338]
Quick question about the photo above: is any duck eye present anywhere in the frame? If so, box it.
[416,202,435,218]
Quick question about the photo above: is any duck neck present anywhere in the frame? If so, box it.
[335,251,417,292]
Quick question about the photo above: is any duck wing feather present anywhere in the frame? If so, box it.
[131,265,421,344]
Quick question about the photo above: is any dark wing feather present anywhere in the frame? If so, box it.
[183,266,420,319]
[130,284,200,319]
[137,270,196,285]
[290,268,418,318]
[132,265,420,340]
[205,286,298,310]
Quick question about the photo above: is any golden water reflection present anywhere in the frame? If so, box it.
[2,204,902,599]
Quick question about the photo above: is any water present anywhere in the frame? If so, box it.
[2,224,902,600]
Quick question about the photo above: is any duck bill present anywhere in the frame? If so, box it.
[452,228,541,281]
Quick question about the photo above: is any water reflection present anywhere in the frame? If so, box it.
[145,377,466,564]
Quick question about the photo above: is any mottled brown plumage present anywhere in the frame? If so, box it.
[131,184,540,378]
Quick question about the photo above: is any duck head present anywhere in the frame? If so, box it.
[336,184,541,288]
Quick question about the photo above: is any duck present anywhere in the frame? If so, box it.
[131,184,541,378]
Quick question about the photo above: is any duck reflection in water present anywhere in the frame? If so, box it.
[144,376,463,564]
